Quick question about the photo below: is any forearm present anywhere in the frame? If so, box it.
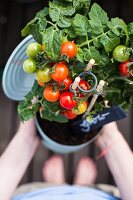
[0,119,39,200]
[96,123,133,200]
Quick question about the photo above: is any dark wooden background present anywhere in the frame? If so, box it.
[0,0,133,185]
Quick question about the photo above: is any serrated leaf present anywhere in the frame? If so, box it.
[89,3,109,35]
[49,2,75,22]
[21,18,37,37]
[83,46,101,64]
[42,27,62,61]
[36,7,49,18]
[57,16,71,28]
[100,31,120,52]
[108,18,129,43]
[72,14,91,36]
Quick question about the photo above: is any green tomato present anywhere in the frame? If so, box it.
[23,58,36,74]
[36,66,52,83]
[26,42,42,59]
[113,45,130,62]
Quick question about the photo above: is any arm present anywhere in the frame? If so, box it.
[96,122,133,200]
[0,119,40,200]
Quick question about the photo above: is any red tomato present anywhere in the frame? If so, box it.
[52,62,69,82]
[62,110,77,120]
[61,41,77,58]
[76,80,91,97]
[43,85,60,102]
[59,92,77,109]
[78,80,91,90]
[119,61,130,76]
[59,77,73,91]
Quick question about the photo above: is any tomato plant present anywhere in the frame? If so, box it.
[113,45,130,62]
[52,62,69,82]
[59,92,77,109]
[61,41,77,58]
[23,58,36,74]
[59,77,73,91]
[43,85,60,102]
[62,109,77,119]
[72,101,88,115]
[36,65,52,83]
[26,42,42,59]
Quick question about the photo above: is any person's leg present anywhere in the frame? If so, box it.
[42,155,65,184]
[73,157,97,185]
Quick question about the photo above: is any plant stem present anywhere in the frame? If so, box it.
[47,21,59,31]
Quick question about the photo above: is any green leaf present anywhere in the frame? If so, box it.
[76,48,84,63]
[72,14,91,36]
[49,2,75,22]
[100,31,120,52]
[57,16,71,28]
[36,7,49,18]
[108,18,129,43]
[83,46,101,64]
[42,27,62,61]
[21,18,37,37]
[89,3,109,35]
[128,22,133,35]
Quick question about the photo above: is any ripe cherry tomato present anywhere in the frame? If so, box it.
[26,42,42,59]
[61,41,77,58]
[78,80,91,90]
[62,109,77,120]
[113,45,130,62]
[119,61,133,76]
[76,80,91,97]
[59,77,73,91]
[43,85,60,102]
[38,80,44,87]
[36,65,52,83]
[59,92,77,109]
[52,62,69,82]
[23,58,36,74]
[72,101,88,115]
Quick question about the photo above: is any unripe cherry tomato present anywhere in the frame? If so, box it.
[59,92,77,109]
[72,101,88,115]
[52,62,69,82]
[62,109,77,120]
[23,58,36,74]
[43,85,60,102]
[113,45,130,62]
[61,41,77,58]
[36,65,52,83]
[26,42,42,59]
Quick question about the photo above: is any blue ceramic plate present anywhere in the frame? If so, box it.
[2,35,36,101]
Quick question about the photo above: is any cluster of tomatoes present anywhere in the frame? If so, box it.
[23,41,90,120]
[113,45,133,77]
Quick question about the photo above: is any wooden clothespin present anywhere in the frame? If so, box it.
[84,59,95,72]
[84,80,105,116]
[71,76,81,90]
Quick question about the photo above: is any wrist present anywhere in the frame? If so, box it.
[96,122,122,150]
[17,119,40,146]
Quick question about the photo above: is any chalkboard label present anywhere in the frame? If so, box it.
[70,106,127,135]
